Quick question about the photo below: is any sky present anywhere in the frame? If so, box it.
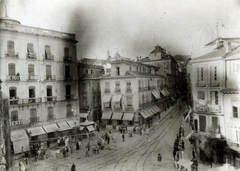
[0,0,240,60]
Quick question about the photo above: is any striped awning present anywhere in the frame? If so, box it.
[122,113,134,121]
[87,125,95,132]
[27,127,46,136]
[101,111,113,119]
[139,110,149,119]
[42,124,59,133]
[111,112,123,120]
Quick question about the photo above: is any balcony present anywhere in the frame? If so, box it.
[104,89,110,93]
[125,88,132,92]
[196,83,206,87]
[26,53,37,59]
[27,75,39,81]
[196,105,208,112]
[65,94,74,100]
[6,75,20,81]
[9,97,42,105]
[151,86,156,89]
[29,117,39,124]
[5,51,19,58]
[64,75,74,81]
[209,83,220,87]
[44,96,57,102]
[64,56,72,62]
[43,54,54,60]
[208,104,221,113]
[114,88,121,92]
[45,75,56,81]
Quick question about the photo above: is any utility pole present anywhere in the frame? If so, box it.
[0,79,12,170]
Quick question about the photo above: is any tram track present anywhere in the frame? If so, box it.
[79,105,181,171]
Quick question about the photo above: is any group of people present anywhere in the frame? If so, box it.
[173,124,185,162]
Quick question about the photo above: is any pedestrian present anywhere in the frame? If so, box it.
[122,133,125,142]
[47,139,51,148]
[173,150,176,160]
[57,138,61,147]
[21,147,24,158]
[66,147,69,157]
[76,141,79,150]
[181,140,185,150]
[87,140,90,151]
[158,153,162,162]
[63,148,66,158]
[70,144,73,153]
[71,163,76,171]
[85,146,89,157]
[195,159,198,171]
[24,152,29,165]
[192,148,196,159]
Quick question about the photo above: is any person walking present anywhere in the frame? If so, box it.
[192,148,196,159]
[71,163,76,171]
[158,153,162,163]
[122,133,125,142]
[87,140,90,151]
[85,146,89,157]
[70,144,73,153]
[47,139,51,148]
[173,150,176,160]
[76,141,79,150]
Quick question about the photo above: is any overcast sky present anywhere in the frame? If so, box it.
[1,0,240,60]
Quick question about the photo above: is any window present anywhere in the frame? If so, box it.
[138,80,141,88]
[105,82,110,92]
[212,117,219,133]
[234,63,240,72]
[126,82,131,90]
[27,43,35,58]
[8,63,15,76]
[199,115,206,132]
[86,69,88,74]
[117,120,123,125]
[115,82,120,91]
[66,104,73,117]
[28,64,34,79]
[65,66,70,79]
[64,47,69,57]
[9,87,17,99]
[91,70,94,74]
[116,66,120,75]
[46,86,52,101]
[66,85,71,100]
[126,96,132,107]
[210,91,218,105]
[197,91,205,99]
[47,106,54,120]
[7,40,15,56]
[30,108,38,124]
[107,120,112,125]
[11,111,18,122]
[233,106,239,118]
[197,67,204,83]
[45,45,52,59]
[46,65,52,80]
[142,94,145,103]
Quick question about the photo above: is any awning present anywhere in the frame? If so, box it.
[27,127,46,136]
[122,113,134,121]
[140,110,149,119]
[155,90,160,99]
[177,158,193,169]
[42,124,59,133]
[102,94,112,103]
[67,120,80,127]
[147,108,155,116]
[111,112,123,120]
[79,113,88,118]
[11,130,30,154]
[87,125,95,132]
[80,120,95,126]
[152,106,158,114]
[56,122,72,131]
[152,91,159,99]
[154,106,161,113]
[160,90,166,96]
[112,94,122,103]
[79,126,84,131]
[144,110,152,118]
[101,111,113,119]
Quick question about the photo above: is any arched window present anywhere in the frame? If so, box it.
[66,104,73,117]
[30,108,38,124]
[11,111,18,122]
[47,106,54,120]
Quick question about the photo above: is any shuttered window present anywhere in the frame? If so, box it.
[64,47,69,57]
[45,45,52,59]
[66,104,73,117]
[11,111,18,121]
[7,40,15,54]
[199,115,206,132]
[28,64,34,76]
[46,65,52,79]
[8,63,15,75]
[47,106,54,120]
[197,91,205,99]
[30,108,37,118]
[126,96,132,106]
[27,43,34,53]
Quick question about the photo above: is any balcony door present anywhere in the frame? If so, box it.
[46,65,52,80]
[65,65,70,79]
[66,85,71,100]
[46,86,52,101]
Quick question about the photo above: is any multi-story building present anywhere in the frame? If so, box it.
[100,55,167,130]
[0,15,79,132]
[141,45,181,102]
[78,63,104,123]
[189,37,240,159]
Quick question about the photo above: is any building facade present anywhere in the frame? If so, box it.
[100,56,169,130]
[0,15,79,131]
[78,63,104,123]
[189,38,240,154]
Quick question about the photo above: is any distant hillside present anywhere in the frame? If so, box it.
[173,55,191,61]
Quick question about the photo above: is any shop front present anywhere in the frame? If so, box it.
[26,126,47,142]
[42,123,59,139]
[11,130,30,154]
[56,121,72,137]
